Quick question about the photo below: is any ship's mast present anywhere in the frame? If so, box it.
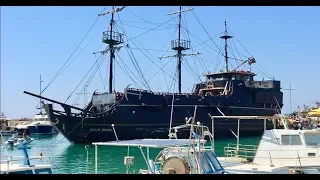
[220,21,233,72]
[108,8,115,93]
[177,6,183,94]
[166,6,194,94]
[98,6,125,93]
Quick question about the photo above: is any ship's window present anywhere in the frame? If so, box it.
[231,75,235,80]
[304,133,320,146]
[281,135,302,145]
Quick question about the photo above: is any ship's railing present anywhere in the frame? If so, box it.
[102,31,124,45]
[127,87,194,96]
[223,143,258,161]
[128,87,234,97]
[245,81,274,89]
[0,155,51,170]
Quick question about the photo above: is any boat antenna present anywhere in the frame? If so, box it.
[160,6,199,94]
[220,21,233,72]
[97,6,125,93]
[38,74,43,113]
[282,83,296,113]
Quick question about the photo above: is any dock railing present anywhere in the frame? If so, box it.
[224,143,258,161]
[208,114,275,155]
[0,155,51,170]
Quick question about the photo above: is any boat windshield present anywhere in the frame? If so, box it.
[34,118,47,121]
[304,133,320,146]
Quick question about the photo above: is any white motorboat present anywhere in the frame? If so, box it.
[208,115,320,174]
[27,113,59,135]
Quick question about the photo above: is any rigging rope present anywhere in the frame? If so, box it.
[226,25,274,79]
[72,55,107,106]
[41,6,107,94]
[168,71,177,134]
[115,15,152,91]
[64,54,103,104]
[189,7,224,58]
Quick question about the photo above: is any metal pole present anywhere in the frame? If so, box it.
[211,118,214,151]
[264,119,266,131]
[85,145,89,174]
[95,145,98,174]
[236,118,240,156]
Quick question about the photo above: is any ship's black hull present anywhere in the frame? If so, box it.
[55,118,274,144]
[35,83,283,144]
[46,93,278,144]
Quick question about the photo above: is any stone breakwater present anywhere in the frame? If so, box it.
[7,118,32,128]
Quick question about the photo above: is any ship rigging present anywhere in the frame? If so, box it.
[24,6,283,144]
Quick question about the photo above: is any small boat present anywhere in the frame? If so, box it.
[1,140,52,174]
[0,129,14,136]
[5,128,33,147]
[0,113,14,136]
[5,136,34,147]
[26,75,59,135]
[208,115,320,174]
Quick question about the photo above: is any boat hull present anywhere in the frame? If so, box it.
[0,131,13,136]
[47,103,276,144]
[27,125,58,135]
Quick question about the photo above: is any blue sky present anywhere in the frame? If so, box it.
[1,6,319,119]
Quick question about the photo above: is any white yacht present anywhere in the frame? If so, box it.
[27,112,59,135]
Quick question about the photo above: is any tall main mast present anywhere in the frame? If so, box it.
[169,6,192,94]
[220,21,233,72]
[99,6,125,93]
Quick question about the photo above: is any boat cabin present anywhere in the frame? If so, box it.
[32,113,48,122]
[252,129,320,167]
[193,71,281,97]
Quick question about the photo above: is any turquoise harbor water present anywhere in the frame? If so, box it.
[0,133,260,174]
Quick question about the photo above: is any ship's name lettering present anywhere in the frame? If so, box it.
[90,128,112,132]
